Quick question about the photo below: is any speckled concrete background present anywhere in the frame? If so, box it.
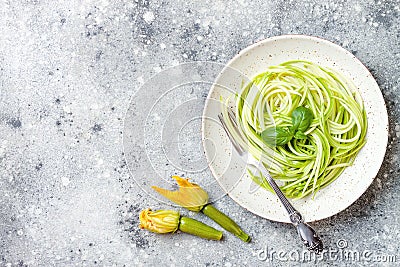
[1,0,399,266]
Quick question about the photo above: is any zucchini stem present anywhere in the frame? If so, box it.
[202,204,251,242]
[179,216,223,240]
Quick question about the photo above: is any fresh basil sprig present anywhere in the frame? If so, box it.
[291,106,314,133]
[261,127,293,146]
[261,106,314,146]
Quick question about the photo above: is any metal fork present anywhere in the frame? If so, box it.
[218,109,323,254]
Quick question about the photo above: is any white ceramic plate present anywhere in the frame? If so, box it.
[201,35,388,223]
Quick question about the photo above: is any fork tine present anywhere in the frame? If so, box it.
[226,109,247,145]
[227,109,239,128]
[218,114,232,141]
[218,112,246,155]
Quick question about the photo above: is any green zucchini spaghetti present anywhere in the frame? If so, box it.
[221,60,367,199]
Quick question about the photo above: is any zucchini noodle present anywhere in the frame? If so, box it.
[221,60,367,199]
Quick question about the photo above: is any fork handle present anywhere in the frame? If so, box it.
[255,161,297,215]
[256,162,323,254]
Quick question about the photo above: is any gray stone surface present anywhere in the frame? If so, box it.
[1,0,399,266]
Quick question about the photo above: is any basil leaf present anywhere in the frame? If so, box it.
[294,131,307,139]
[291,106,314,133]
[261,127,293,146]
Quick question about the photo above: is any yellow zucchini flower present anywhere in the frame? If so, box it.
[152,176,208,212]
[152,176,251,242]
[139,208,180,234]
[139,208,223,240]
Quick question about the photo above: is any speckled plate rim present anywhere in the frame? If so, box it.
[201,34,389,223]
